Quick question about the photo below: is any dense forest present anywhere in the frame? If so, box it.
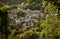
[0,0,60,39]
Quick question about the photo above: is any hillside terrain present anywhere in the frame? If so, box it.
[0,0,24,4]
[0,0,60,39]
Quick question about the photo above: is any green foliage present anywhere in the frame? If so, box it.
[9,5,18,9]
[45,0,60,8]
[14,30,39,39]
[40,26,60,39]
[23,0,43,10]
[6,4,18,10]
[8,27,41,39]
[39,2,60,39]
[17,11,25,18]
[0,2,4,8]
[25,0,41,3]
[0,7,7,12]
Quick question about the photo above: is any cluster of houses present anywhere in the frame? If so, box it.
[8,8,44,31]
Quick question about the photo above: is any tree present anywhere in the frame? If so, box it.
[40,2,60,39]
[23,0,42,10]
[45,0,60,18]
[0,6,8,39]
